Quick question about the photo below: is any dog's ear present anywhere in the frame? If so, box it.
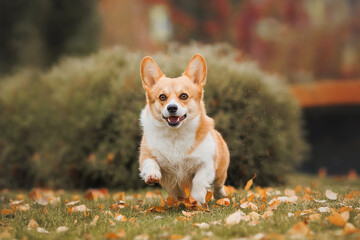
[141,57,164,89]
[184,54,207,87]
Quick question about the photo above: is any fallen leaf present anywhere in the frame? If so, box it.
[225,210,246,225]
[284,189,296,197]
[28,219,39,229]
[72,204,92,212]
[9,200,23,206]
[262,210,274,219]
[216,198,230,206]
[134,233,150,240]
[341,211,350,222]
[343,223,359,235]
[318,207,331,213]
[109,220,115,227]
[174,216,187,223]
[193,222,209,229]
[37,227,49,234]
[268,199,280,211]
[146,206,166,213]
[308,213,321,222]
[65,200,80,206]
[182,210,200,217]
[244,174,256,191]
[85,188,109,201]
[56,226,69,233]
[287,222,311,237]
[325,189,338,200]
[294,209,313,216]
[17,204,30,212]
[248,211,260,220]
[339,207,352,213]
[328,212,346,226]
[264,233,285,240]
[154,216,163,220]
[114,213,127,222]
[90,215,99,226]
[104,211,114,216]
[105,229,126,239]
[1,209,12,215]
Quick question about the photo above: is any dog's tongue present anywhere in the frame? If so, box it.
[168,116,179,123]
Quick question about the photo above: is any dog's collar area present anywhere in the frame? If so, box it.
[162,114,187,127]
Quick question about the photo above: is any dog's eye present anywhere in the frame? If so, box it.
[179,93,188,100]
[159,94,167,101]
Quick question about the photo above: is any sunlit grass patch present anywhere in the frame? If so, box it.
[0,174,359,239]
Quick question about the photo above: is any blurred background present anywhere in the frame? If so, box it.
[0,0,359,189]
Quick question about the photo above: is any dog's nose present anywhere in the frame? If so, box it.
[167,104,178,114]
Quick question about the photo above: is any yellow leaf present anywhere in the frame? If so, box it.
[328,212,346,226]
[113,192,125,202]
[308,213,321,222]
[216,198,230,206]
[287,222,311,237]
[28,218,39,229]
[244,174,256,191]
[343,223,359,235]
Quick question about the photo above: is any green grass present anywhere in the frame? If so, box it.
[1,174,360,240]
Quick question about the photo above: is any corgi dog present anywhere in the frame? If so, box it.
[139,54,230,204]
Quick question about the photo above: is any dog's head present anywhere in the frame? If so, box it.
[140,55,207,128]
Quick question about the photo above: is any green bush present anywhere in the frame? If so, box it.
[0,43,307,189]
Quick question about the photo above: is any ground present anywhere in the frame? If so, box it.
[0,174,359,240]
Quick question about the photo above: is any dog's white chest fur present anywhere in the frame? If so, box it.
[140,107,216,193]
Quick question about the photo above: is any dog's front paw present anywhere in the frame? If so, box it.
[141,169,162,185]
[191,187,207,205]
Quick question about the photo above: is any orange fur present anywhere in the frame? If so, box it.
[139,54,230,199]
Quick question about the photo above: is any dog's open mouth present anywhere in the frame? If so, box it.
[163,114,187,127]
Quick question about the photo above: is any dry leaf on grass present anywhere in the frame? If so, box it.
[72,204,92,212]
[37,227,49,234]
[134,234,150,240]
[318,207,331,213]
[56,226,69,233]
[287,222,311,237]
[28,218,39,229]
[193,222,210,229]
[90,215,99,226]
[1,209,13,215]
[343,223,359,235]
[225,210,246,225]
[328,212,348,227]
[85,188,109,201]
[308,213,321,222]
[113,192,126,202]
[105,229,126,239]
[114,213,127,222]
[216,198,230,206]
[65,200,80,206]
[325,189,338,200]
